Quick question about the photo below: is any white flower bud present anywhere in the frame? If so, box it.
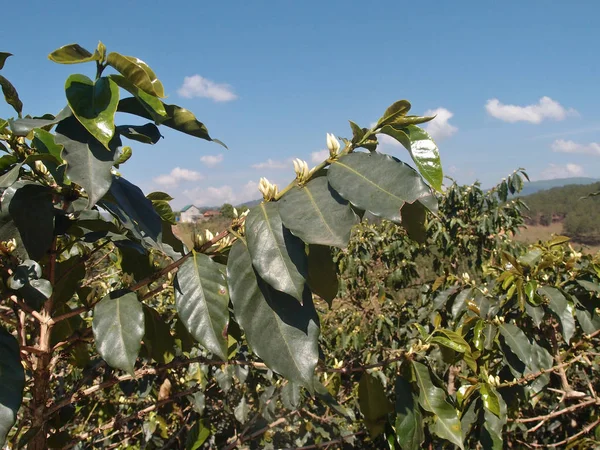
[293,158,310,183]
[326,133,340,157]
[232,207,238,218]
[258,177,278,201]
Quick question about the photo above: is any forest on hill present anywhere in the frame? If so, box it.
[518,182,600,244]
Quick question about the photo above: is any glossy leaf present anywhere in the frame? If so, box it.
[377,100,412,128]
[65,74,119,149]
[92,290,144,374]
[246,202,308,303]
[413,361,464,449]
[279,177,359,248]
[9,107,72,136]
[116,123,162,144]
[117,97,224,145]
[227,240,319,389]
[48,44,100,64]
[55,116,118,207]
[175,252,229,360]
[0,75,22,116]
[0,181,55,260]
[143,306,176,364]
[101,175,162,246]
[307,244,338,305]
[328,152,437,224]
[499,322,552,376]
[539,286,575,343]
[107,52,165,98]
[281,382,301,411]
[394,376,424,450]
[110,76,168,123]
[32,128,65,182]
[574,307,600,334]
[403,125,443,192]
[0,326,25,448]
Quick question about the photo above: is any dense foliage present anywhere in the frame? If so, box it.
[0,43,598,450]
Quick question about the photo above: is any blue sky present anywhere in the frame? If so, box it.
[2,1,600,208]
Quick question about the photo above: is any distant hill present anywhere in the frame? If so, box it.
[514,177,599,197]
[517,181,600,244]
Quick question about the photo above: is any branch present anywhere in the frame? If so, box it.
[46,356,267,418]
[9,295,46,323]
[510,398,599,424]
[498,355,583,388]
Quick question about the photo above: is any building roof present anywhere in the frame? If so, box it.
[203,210,221,216]
[180,204,197,212]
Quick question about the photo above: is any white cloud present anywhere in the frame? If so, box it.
[183,180,259,206]
[485,96,577,124]
[153,167,203,188]
[251,158,289,170]
[551,139,600,156]
[540,163,584,180]
[177,75,237,102]
[200,154,224,167]
[311,149,329,163]
[423,107,458,141]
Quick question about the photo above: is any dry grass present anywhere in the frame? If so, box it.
[515,222,600,254]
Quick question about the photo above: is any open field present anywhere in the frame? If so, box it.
[515,222,600,254]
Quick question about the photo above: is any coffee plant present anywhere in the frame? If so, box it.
[0,43,598,450]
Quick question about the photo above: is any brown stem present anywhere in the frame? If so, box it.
[282,431,366,450]
[510,397,598,424]
[28,237,58,450]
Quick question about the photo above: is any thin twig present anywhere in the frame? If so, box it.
[510,398,598,424]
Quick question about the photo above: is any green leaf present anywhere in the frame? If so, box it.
[152,200,176,225]
[358,372,393,438]
[279,177,359,248]
[147,192,174,202]
[92,290,144,374]
[48,44,100,64]
[234,397,249,424]
[0,181,55,260]
[394,376,424,450]
[143,306,176,364]
[0,75,23,116]
[117,97,224,145]
[175,252,229,360]
[7,259,52,309]
[539,286,575,343]
[499,322,552,378]
[451,288,472,319]
[412,361,464,449]
[186,421,210,450]
[328,152,437,224]
[65,74,119,149]
[32,128,65,182]
[0,325,25,448]
[400,200,428,243]
[481,384,507,450]
[0,163,22,188]
[377,100,412,128]
[9,107,72,136]
[0,52,12,70]
[307,244,338,305]
[281,382,302,410]
[116,123,162,144]
[100,175,162,246]
[403,125,443,192]
[574,307,600,334]
[246,202,308,303]
[110,75,168,123]
[55,116,118,207]
[107,52,165,98]
[226,240,319,389]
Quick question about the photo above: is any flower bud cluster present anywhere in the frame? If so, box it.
[292,158,310,184]
[326,133,340,157]
[258,177,278,201]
